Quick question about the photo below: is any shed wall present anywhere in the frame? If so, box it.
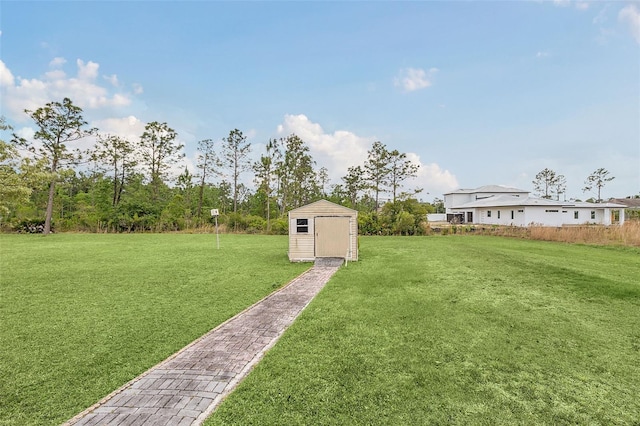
[288,200,358,262]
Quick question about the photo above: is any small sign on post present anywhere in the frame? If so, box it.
[211,209,220,249]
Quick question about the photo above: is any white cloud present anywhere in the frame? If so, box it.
[49,57,66,68]
[0,58,135,122]
[245,128,257,139]
[275,114,458,197]
[44,69,66,80]
[132,83,144,95]
[552,0,588,10]
[405,152,459,196]
[575,2,589,11]
[0,60,15,86]
[93,115,145,141]
[15,126,35,141]
[276,114,371,182]
[394,67,438,93]
[104,74,119,87]
[619,4,640,44]
[77,59,99,81]
[536,51,550,58]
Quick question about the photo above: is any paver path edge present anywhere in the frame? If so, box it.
[64,261,342,426]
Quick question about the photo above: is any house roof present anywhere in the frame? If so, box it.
[451,195,626,209]
[609,198,640,208]
[444,185,529,195]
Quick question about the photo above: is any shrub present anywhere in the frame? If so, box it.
[245,215,266,234]
[269,218,288,235]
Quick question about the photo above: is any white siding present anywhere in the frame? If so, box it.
[470,206,619,227]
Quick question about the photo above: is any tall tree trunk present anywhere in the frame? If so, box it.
[44,180,56,235]
[43,158,59,235]
[266,189,271,232]
[197,173,205,221]
[116,166,126,206]
[233,161,238,215]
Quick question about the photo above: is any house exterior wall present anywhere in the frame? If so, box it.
[457,206,622,227]
[525,207,617,226]
[445,190,527,213]
[471,207,528,226]
[444,193,472,212]
[288,200,358,262]
[444,185,625,227]
[523,207,569,227]
[426,213,447,222]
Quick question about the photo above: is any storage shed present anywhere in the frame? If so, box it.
[288,200,358,262]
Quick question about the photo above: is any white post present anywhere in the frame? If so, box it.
[211,209,220,249]
[215,216,220,249]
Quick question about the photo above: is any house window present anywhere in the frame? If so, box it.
[591,211,595,220]
[497,211,501,219]
[545,209,559,213]
[511,210,514,220]
[487,210,491,218]
[518,209,524,213]
[574,211,579,219]
[296,218,309,233]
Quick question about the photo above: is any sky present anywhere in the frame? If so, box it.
[1,0,639,202]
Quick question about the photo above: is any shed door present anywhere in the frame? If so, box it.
[315,216,350,258]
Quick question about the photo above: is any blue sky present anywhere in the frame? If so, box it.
[1,0,639,201]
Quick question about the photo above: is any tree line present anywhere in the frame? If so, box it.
[532,167,616,202]
[1,98,435,235]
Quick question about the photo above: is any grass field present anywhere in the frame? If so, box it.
[0,234,309,425]
[207,237,640,425]
[1,235,639,425]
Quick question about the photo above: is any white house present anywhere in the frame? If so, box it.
[443,185,625,227]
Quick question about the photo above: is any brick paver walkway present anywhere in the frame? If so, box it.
[65,260,343,426]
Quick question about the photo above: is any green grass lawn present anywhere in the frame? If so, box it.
[0,233,309,426]
[207,236,640,425]
[2,235,639,425]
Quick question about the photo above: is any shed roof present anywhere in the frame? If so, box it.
[288,199,357,215]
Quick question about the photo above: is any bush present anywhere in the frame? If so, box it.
[245,215,266,234]
[269,218,288,235]
[224,213,244,232]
